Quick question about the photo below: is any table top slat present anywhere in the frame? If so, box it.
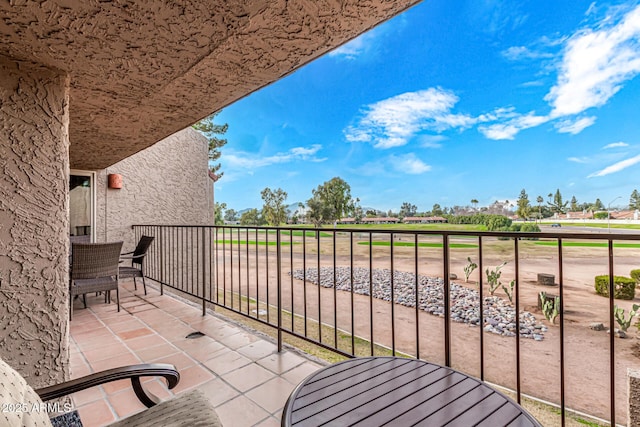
[442,392,508,426]
[296,357,401,399]
[415,383,495,426]
[370,377,479,426]
[474,398,524,426]
[294,367,460,427]
[281,357,542,427]
[291,359,439,419]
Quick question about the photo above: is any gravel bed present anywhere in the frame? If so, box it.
[290,267,547,340]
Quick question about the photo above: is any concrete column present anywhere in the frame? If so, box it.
[0,55,70,387]
[630,368,640,427]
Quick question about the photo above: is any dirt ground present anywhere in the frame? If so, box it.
[210,234,640,425]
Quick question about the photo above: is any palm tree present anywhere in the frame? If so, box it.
[536,195,544,221]
[471,199,478,211]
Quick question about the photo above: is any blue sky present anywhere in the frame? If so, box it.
[214,0,640,213]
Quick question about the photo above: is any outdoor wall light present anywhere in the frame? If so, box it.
[108,173,123,189]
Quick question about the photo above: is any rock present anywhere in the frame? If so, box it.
[450,273,458,280]
[289,266,545,340]
[590,322,605,331]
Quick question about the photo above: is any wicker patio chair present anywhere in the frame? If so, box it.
[70,241,123,320]
[0,356,221,426]
[119,235,154,295]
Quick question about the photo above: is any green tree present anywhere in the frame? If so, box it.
[570,196,579,212]
[307,177,354,226]
[214,202,227,225]
[630,189,640,210]
[431,203,443,216]
[593,198,605,211]
[352,198,363,223]
[548,189,568,214]
[224,208,237,222]
[192,112,228,181]
[536,195,544,219]
[516,189,530,219]
[260,187,288,226]
[240,208,262,226]
[399,202,417,218]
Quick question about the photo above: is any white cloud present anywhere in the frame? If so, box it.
[329,32,375,59]
[603,141,629,149]
[478,113,549,140]
[502,46,554,61]
[345,88,478,149]
[554,116,597,134]
[568,156,589,163]
[389,153,431,174]
[224,145,326,169]
[588,154,640,177]
[546,5,640,117]
[419,134,446,148]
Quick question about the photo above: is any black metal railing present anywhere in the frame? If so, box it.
[133,224,640,426]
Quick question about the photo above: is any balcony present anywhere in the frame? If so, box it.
[126,224,640,426]
[69,282,323,426]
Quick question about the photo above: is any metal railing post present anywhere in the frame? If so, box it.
[202,227,206,316]
[277,230,283,352]
[443,232,451,367]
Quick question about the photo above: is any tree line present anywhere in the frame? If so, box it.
[514,188,640,220]
[215,180,640,226]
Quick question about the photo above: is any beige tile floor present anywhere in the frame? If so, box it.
[69,281,324,427]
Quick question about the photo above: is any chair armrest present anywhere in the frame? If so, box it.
[35,364,179,408]
[120,254,145,260]
[121,251,135,256]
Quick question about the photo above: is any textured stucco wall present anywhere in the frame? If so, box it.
[0,55,70,386]
[95,127,213,252]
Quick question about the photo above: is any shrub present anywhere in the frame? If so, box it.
[631,269,640,283]
[509,223,522,232]
[520,223,541,232]
[594,275,636,300]
[594,212,609,219]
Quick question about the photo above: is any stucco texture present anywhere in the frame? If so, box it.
[0,0,421,170]
[95,128,214,253]
[0,55,70,386]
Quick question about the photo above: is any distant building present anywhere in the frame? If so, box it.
[559,211,593,219]
[362,217,400,224]
[402,216,448,224]
[337,218,357,224]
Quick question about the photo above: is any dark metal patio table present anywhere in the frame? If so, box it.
[281,357,542,427]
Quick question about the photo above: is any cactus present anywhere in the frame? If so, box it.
[486,262,507,295]
[464,257,478,283]
[502,280,515,303]
[614,304,639,332]
[542,294,560,324]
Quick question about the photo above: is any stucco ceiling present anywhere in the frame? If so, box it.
[0,0,420,170]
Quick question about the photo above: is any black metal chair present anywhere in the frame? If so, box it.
[119,235,155,295]
[70,241,123,320]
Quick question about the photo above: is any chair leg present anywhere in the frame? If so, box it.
[82,294,87,309]
[116,287,120,312]
[133,276,137,290]
[142,276,147,295]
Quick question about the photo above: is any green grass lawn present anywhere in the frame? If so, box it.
[337,223,487,231]
[357,241,478,248]
[557,222,640,230]
[534,241,640,248]
[214,239,294,246]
